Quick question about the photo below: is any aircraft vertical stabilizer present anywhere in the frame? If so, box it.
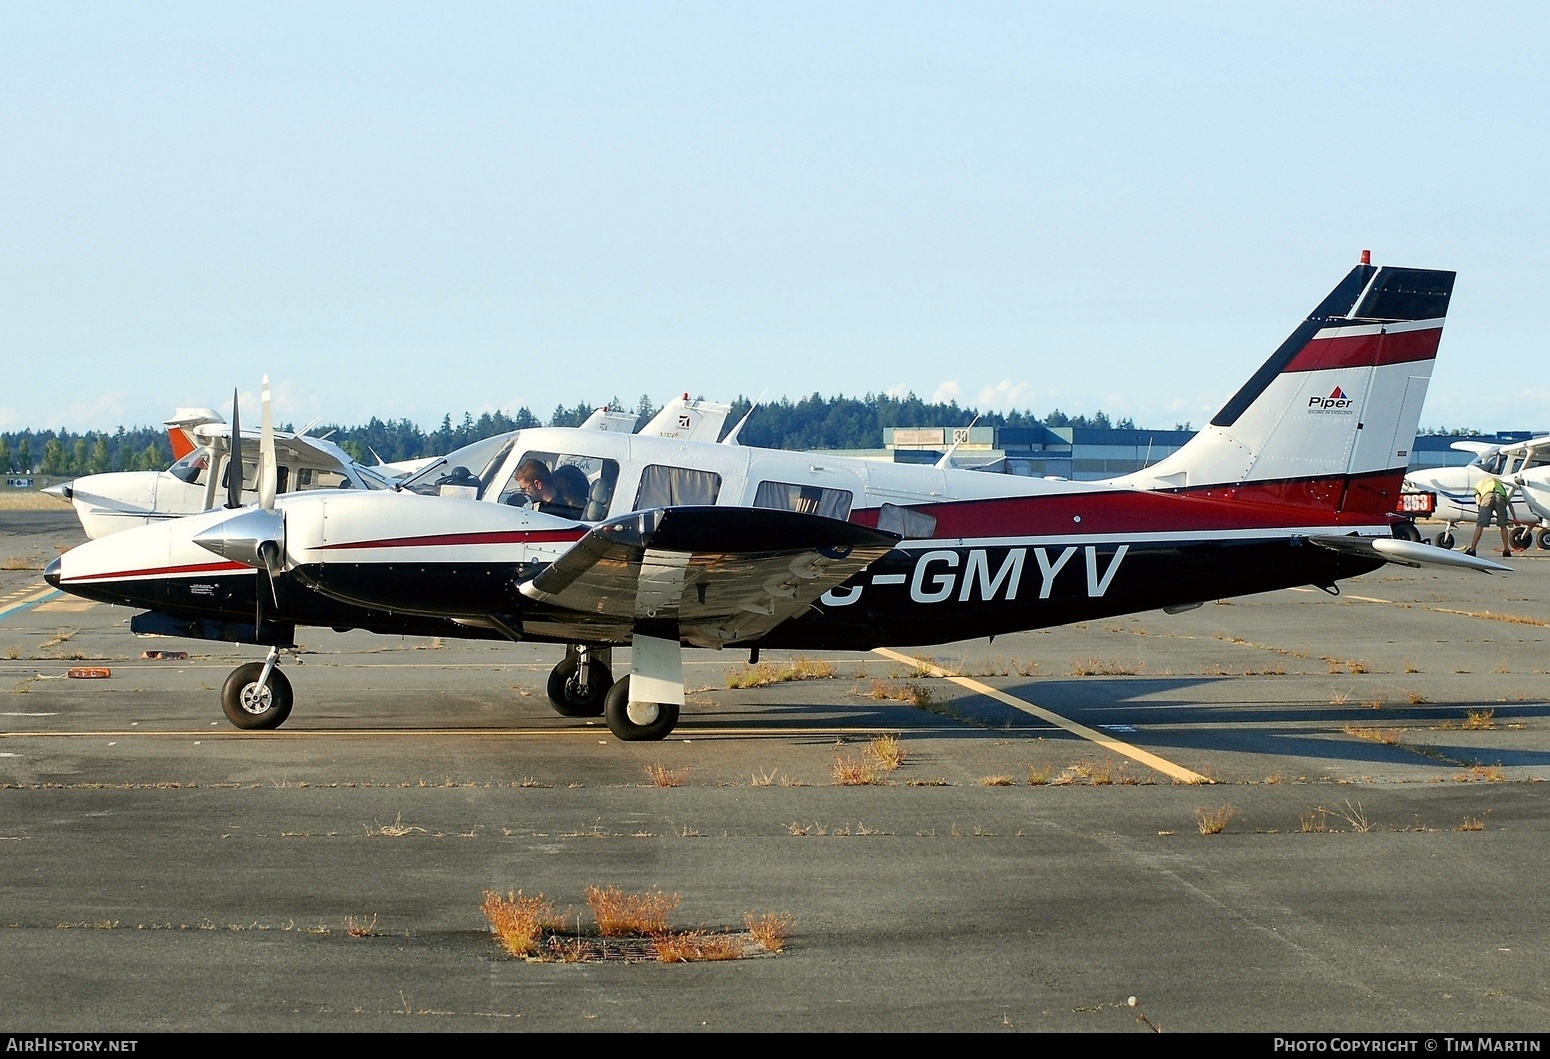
[1111,255,1454,519]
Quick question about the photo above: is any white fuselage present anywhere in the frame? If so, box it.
[1404,445,1550,529]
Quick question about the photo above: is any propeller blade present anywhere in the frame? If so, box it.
[258,540,283,609]
[258,375,277,511]
[226,389,243,509]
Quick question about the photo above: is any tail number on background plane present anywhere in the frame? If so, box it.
[821,545,1128,606]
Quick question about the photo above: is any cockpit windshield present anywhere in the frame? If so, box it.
[168,449,212,486]
[478,438,520,498]
[1475,452,1508,475]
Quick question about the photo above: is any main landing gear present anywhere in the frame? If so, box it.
[545,641,682,741]
[603,676,680,742]
[221,647,293,730]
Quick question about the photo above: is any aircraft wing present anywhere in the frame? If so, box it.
[267,432,350,470]
[1450,440,1501,455]
[193,423,354,473]
[1308,534,1511,573]
[1513,476,1550,522]
[518,506,899,647]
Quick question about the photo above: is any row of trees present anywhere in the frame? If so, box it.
[4,389,1483,476]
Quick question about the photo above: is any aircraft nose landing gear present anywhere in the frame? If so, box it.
[221,647,293,730]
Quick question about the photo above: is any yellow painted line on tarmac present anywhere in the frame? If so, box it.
[871,647,1208,784]
[1288,587,1550,625]
[33,598,96,612]
[0,587,59,621]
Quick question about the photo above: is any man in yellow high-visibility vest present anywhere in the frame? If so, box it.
[1464,473,1515,557]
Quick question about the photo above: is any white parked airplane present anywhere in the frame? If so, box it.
[47,257,1508,742]
[45,394,733,540]
[44,406,401,539]
[1399,434,1550,550]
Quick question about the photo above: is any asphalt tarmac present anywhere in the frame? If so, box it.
[3,510,1549,1035]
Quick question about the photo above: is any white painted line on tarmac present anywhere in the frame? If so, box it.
[871,647,1209,784]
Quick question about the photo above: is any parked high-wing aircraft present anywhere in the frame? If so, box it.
[1399,434,1550,550]
[44,408,401,539]
[46,257,1508,742]
[46,395,734,540]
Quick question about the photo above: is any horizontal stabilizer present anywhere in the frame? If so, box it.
[1308,534,1511,573]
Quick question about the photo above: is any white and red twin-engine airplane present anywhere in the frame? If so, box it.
[45,256,1508,741]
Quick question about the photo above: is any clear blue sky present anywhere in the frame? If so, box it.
[3,2,1545,436]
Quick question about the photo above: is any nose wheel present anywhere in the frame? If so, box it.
[221,657,293,730]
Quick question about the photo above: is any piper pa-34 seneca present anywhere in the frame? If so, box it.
[45,256,1510,741]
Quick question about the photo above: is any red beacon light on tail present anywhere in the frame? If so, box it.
[1361,249,1371,265]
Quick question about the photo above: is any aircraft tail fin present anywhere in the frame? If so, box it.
[163,407,225,461]
[1110,254,1455,520]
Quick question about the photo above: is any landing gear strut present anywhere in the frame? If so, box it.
[546,645,613,717]
[221,647,293,730]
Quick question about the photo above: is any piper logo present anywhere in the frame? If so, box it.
[1308,386,1355,412]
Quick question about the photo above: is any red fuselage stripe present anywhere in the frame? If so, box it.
[317,529,588,551]
[65,560,249,583]
[848,470,1404,537]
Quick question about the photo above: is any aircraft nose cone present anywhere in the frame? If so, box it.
[44,557,61,588]
[43,482,73,502]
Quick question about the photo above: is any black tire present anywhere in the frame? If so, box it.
[1510,526,1533,550]
[221,662,293,730]
[546,656,612,717]
[1436,530,1455,550]
[603,676,680,742]
[1392,521,1421,542]
[1538,528,1550,551]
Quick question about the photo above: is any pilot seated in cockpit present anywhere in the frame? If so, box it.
[512,458,587,520]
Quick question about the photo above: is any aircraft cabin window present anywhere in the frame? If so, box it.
[292,467,352,491]
[1480,453,1507,475]
[496,451,620,521]
[220,458,260,492]
[753,481,852,520]
[635,465,722,509]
